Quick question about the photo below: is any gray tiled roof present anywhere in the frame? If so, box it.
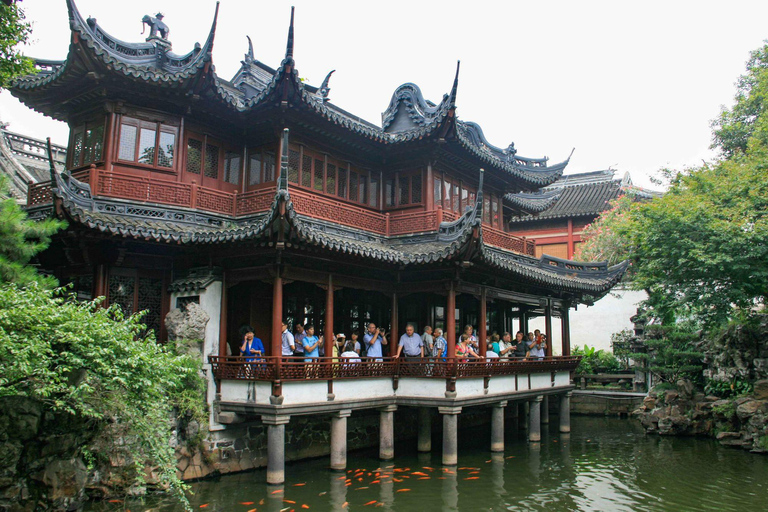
[508,180,623,222]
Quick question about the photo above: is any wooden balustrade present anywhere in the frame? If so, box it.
[25,169,536,254]
[209,355,580,383]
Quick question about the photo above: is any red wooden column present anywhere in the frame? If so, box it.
[390,292,398,352]
[446,281,456,358]
[93,264,108,302]
[218,271,228,357]
[325,274,334,358]
[271,273,283,357]
[479,286,487,357]
[544,301,553,357]
[518,309,526,335]
[561,305,571,356]
[567,219,575,259]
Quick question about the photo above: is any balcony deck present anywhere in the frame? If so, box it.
[209,356,578,416]
[28,168,535,253]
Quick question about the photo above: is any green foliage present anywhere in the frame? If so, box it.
[577,41,768,329]
[572,344,623,375]
[611,329,634,368]
[0,3,35,89]
[0,283,204,508]
[0,176,65,287]
[704,378,753,398]
[633,325,704,385]
[712,43,768,158]
[712,400,736,418]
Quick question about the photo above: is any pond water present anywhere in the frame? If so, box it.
[87,416,768,511]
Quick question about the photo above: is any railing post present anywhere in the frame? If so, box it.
[190,179,198,209]
[232,190,238,216]
[89,164,99,196]
[436,205,443,227]
[385,212,390,236]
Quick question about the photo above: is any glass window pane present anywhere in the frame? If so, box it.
[369,176,379,208]
[158,132,175,168]
[138,127,156,165]
[264,152,275,182]
[434,177,442,205]
[118,124,136,161]
[314,158,324,191]
[84,123,104,164]
[349,172,358,202]
[224,151,241,185]
[444,180,451,208]
[186,138,202,174]
[411,173,422,204]
[338,165,347,198]
[327,162,336,195]
[204,143,219,179]
[288,149,300,183]
[248,152,262,185]
[72,131,84,166]
[302,155,312,187]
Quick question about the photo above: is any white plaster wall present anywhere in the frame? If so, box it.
[486,375,517,395]
[280,381,328,405]
[455,378,485,397]
[396,378,445,398]
[527,287,646,354]
[554,371,570,387]
[334,378,395,401]
[529,373,550,390]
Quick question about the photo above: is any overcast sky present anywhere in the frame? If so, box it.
[2,0,768,190]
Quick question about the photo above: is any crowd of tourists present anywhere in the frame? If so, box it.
[239,321,549,362]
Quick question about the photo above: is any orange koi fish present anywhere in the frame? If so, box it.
[364,501,377,506]
[371,480,380,484]
[107,500,123,504]
[396,489,411,493]
[464,477,479,480]
[411,472,428,476]
[200,505,209,508]
[422,466,434,471]
[342,502,349,509]
[417,477,430,480]
[271,490,284,494]
[247,509,257,512]
[293,483,306,487]
[301,506,310,510]
[356,486,370,490]
[283,499,296,504]
[469,471,480,474]
[240,502,255,505]
[393,478,403,483]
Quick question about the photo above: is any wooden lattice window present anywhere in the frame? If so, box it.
[314,158,324,192]
[301,154,312,188]
[204,143,219,179]
[246,147,276,186]
[326,162,336,195]
[288,149,300,183]
[70,117,105,168]
[186,138,202,174]
[349,171,358,202]
[369,175,379,208]
[394,170,423,207]
[107,269,167,339]
[338,164,347,198]
[224,151,241,185]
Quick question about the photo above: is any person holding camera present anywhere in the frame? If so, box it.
[364,322,387,361]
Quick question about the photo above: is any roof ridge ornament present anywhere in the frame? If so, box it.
[141,12,170,42]
[245,35,255,62]
[449,60,460,106]
[278,128,290,193]
[319,69,335,103]
[285,6,295,62]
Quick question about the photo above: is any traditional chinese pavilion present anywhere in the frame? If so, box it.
[13,0,629,481]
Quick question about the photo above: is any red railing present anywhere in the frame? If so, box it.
[236,187,278,216]
[389,210,438,235]
[290,187,388,234]
[27,181,54,206]
[209,355,580,382]
[483,224,535,256]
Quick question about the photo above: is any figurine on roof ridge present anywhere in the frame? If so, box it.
[142,12,169,40]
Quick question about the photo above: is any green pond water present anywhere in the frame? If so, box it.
[86,416,768,511]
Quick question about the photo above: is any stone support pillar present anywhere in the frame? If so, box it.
[439,406,462,465]
[218,271,228,357]
[418,407,432,452]
[447,282,456,358]
[330,409,351,470]
[264,415,290,484]
[559,392,572,433]
[529,396,542,442]
[522,401,530,430]
[542,395,550,425]
[491,401,507,452]
[379,405,397,460]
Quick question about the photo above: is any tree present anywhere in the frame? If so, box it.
[0,176,65,286]
[0,283,204,507]
[0,2,35,89]
[577,42,768,328]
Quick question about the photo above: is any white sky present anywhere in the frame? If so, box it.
[2,0,768,190]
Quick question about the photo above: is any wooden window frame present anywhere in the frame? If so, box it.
[183,131,243,190]
[245,145,278,190]
[117,115,178,173]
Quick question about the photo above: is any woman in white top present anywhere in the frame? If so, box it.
[340,341,361,362]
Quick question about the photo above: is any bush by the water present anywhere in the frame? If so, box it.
[572,345,624,375]
[0,283,204,508]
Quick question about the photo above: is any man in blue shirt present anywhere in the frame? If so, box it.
[364,322,387,361]
[301,325,322,362]
[396,323,423,358]
[281,321,295,356]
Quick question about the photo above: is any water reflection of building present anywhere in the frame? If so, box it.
[12,0,628,483]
